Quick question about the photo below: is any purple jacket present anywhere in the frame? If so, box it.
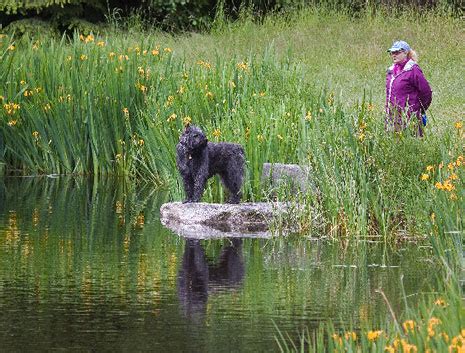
[385,59,432,133]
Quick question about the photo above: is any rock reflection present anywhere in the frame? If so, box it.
[177,239,244,322]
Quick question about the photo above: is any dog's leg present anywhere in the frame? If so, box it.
[182,175,195,203]
[191,174,207,202]
[221,173,242,204]
[189,152,209,202]
[221,151,244,204]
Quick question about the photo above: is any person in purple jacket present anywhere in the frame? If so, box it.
[385,40,432,136]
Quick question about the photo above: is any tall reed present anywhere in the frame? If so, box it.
[0,11,463,240]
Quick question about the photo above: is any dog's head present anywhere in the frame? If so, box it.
[179,125,208,151]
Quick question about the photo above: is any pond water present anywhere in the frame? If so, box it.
[0,177,438,352]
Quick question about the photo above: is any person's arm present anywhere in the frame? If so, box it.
[413,65,432,112]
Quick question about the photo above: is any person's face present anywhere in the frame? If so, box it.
[390,50,408,64]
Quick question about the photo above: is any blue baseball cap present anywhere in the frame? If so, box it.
[387,40,411,52]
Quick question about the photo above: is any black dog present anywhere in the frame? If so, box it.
[176,125,245,204]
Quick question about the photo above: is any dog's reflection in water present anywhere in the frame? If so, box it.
[177,238,244,322]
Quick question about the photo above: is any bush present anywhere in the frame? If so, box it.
[3,18,59,39]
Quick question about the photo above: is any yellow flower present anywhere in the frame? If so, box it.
[122,107,129,118]
[426,165,434,172]
[167,113,177,122]
[3,102,20,115]
[367,330,383,341]
[331,334,342,345]
[237,62,249,71]
[152,49,159,56]
[358,132,366,142]
[197,60,211,69]
[400,341,418,353]
[212,128,221,139]
[449,173,458,180]
[455,121,463,129]
[327,93,334,106]
[385,345,395,353]
[457,155,464,166]
[205,91,214,99]
[183,116,192,126]
[367,103,375,111]
[0,95,4,102]
[435,182,443,190]
[305,111,312,121]
[8,44,15,51]
[164,47,172,53]
[80,54,88,61]
[403,320,416,333]
[109,52,116,59]
[245,127,250,139]
[277,134,283,141]
[420,173,430,181]
[96,41,105,47]
[20,80,26,85]
[428,317,441,337]
[84,34,94,43]
[43,103,51,111]
[177,85,185,94]
[257,134,264,143]
[443,180,455,191]
[7,119,17,126]
[23,90,33,97]
[450,193,458,200]
[138,139,144,146]
[136,83,147,93]
[32,131,40,139]
[344,331,357,340]
[165,95,175,106]
[259,91,266,97]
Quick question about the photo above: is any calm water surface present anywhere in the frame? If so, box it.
[0,177,438,352]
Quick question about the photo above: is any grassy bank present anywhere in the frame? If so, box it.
[0,10,464,239]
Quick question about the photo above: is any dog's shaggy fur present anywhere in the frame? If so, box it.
[176,125,245,204]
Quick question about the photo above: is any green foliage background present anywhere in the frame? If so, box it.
[1,0,464,33]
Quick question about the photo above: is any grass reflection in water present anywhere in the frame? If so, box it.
[0,177,439,352]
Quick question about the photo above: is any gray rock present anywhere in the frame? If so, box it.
[160,202,294,239]
[261,163,314,193]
